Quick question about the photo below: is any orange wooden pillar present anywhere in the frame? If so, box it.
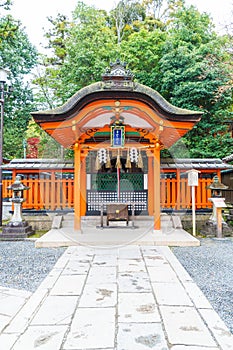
[147,153,154,216]
[176,169,181,210]
[51,171,56,210]
[80,152,87,216]
[153,143,161,231]
[74,142,81,230]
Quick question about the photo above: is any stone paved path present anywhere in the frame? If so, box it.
[0,245,232,349]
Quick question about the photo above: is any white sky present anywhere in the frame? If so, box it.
[8,0,233,49]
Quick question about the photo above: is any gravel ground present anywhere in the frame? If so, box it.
[172,237,233,334]
[0,241,65,292]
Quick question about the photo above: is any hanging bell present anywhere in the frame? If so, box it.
[137,149,143,169]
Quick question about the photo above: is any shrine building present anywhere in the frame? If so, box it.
[31,60,203,232]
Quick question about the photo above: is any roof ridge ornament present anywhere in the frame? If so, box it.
[102,59,134,90]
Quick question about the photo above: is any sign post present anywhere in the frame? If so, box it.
[187,169,200,236]
[209,198,227,238]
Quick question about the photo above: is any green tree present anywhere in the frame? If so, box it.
[0,8,37,158]
[119,27,167,86]
[58,1,118,101]
[110,0,146,44]
[33,13,71,109]
[33,1,233,158]
[157,6,233,157]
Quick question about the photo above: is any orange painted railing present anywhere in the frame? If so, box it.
[3,177,212,210]
[3,178,74,210]
[160,178,213,209]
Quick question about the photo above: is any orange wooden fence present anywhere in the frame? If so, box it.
[3,178,74,210]
[160,178,212,209]
[3,177,212,211]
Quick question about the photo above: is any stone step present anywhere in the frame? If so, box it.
[61,214,182,229]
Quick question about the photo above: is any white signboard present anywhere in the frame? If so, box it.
[210,198,227,208]
[186,169,200,236]
[188,170,199,186]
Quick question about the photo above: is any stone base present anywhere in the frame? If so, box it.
[1,222,34,241]
[200,220,232,238]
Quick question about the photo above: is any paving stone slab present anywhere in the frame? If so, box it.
[64,307,115,349]
[68,255,94,264]
[183,281,213,309]
[118,247,142,259]
[4,288,48,334]
[91,248,119,255]
[0,293,31,317]
[65,248,94,262]
[92,254,118,266]
[147,266,179,283]
[0,333,19,350]
[31,296,77,325]
[140,246,160,256]
[0,287,31,299]
[171,346,219,350]
[152,282,193,306]
[0,314,11,333]
[62,260,90,275]
[36,269,63,290]
[12,325,67,350]
[143,255,169,267]
[199,308,233,349]
[117,322,168,350]
[160,305,217,347]
[118,272,152,293]
[157,247,193,282]
[79,283,117,307]
[86,266,117,284]
[118,259,146,272]
[118,292,160,323]
[66,246,94,255]
[50,275,86,296]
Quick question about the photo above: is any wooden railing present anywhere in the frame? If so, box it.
[3,178,74,210]
[160,178,212,209]
[2,177,212,211]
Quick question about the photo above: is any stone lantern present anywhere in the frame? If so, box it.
[207,175,229,238]
[208,175,228,198]
[1,176,34,239]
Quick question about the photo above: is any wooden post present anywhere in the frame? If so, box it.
[153,143,161,231]
[187,169,200,236]
[51,171,56,210]
[216,207,223,238]
[80,152,87,216]
[176,169,181,210]
[191,185,196,236]
[74,142,81,230]
[147,154,154,216]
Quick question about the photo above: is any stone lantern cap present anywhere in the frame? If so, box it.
[207,175,228,190]
[7,175,30,191]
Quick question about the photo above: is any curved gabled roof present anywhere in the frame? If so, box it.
[32,81,202,122]
[32,60,203,149]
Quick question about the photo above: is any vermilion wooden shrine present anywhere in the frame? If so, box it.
[30,60,205,231]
